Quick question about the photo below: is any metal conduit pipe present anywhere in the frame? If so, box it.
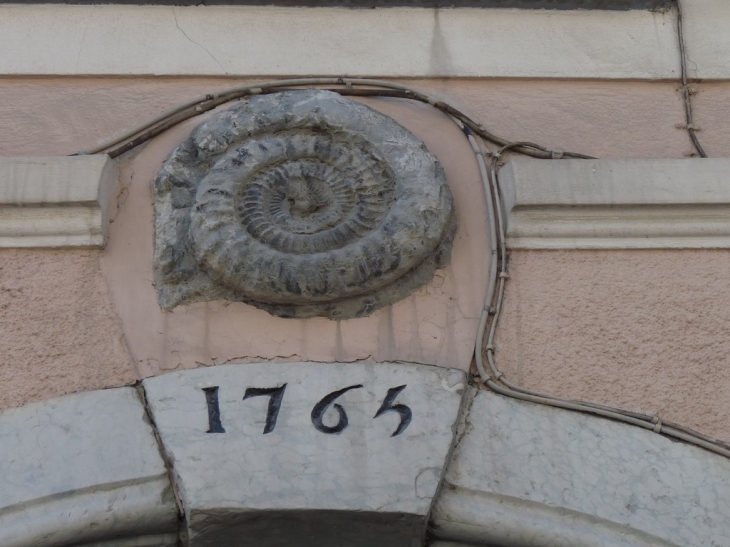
[74,78,592,160]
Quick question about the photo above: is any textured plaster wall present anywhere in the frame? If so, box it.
[0,249,136,410]
[689,81,730,159]
[0,78,720,158]
[495,250,730,442]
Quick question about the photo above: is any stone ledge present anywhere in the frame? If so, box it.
[501,158,730,249]
[0,0,669,7]
[0,155,118,248]
[0,5,678,79]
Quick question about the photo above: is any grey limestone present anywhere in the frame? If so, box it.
[142,361,467,547]
[0,388,179,547]
[434,390,730,547]
[4,1,668,9]
[501,157,730,249]
[154,90,456,319]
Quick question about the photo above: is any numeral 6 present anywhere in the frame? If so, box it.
[310,384,363,434]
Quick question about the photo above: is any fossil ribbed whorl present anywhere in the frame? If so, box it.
[154,90,456,319]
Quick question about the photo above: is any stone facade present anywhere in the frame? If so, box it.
[1,1,730,546]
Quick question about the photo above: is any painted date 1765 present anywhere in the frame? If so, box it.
[202,384,412,437]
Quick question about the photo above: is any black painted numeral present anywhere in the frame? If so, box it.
[204,382,413,437]
[243,384,287,434]
[374,385,412,437]
[203,386,225,434]
[311,384,363,435]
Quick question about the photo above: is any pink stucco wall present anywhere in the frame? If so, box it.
[495,250,730,441]
[1,77,729,441]
[0,249,136,409]
[2,79,729,159]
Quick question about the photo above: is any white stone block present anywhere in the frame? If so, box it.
[682,0,730,80]
[0,155,118,247]
[501,158,730,249]
[0,5,678,79]
[433,391,730,547]
[0,388,179,547]
[142,362,467,547]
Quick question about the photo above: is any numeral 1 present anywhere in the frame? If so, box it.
[202,386,225,434]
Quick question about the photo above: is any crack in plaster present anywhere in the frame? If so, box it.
[172,8,227,75]
[74,6,95,72]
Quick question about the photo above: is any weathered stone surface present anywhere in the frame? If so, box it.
[433,390,730,547]
[0,6,681,80]
[0,388,179,547]
[501,158,730,249]
[0,0,670,9]
[142,362,467,547]
[154,90,456,319]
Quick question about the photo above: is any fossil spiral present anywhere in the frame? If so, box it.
[154,90,456,319]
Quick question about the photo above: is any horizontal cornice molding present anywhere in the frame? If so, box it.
[0,0,668,7]
[0,156,118,248]
[0,4,681,78]
[501,158,730,249]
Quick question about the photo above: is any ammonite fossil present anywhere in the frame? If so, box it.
[154,90,456,319]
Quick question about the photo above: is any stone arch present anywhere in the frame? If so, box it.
[1,362,728,547]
